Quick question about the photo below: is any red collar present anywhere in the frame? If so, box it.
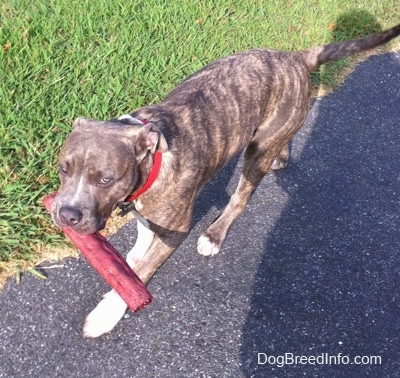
[125,151,162,202]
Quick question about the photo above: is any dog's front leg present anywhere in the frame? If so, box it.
[83,220,155,338]
[83,219,187,338]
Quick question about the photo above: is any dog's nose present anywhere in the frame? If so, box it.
[59,206,83,227]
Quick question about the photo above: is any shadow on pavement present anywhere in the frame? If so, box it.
[240,52,400,377]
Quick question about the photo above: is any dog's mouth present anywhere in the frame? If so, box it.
[54,217,107,235]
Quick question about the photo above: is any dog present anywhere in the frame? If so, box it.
[51,24,400,337]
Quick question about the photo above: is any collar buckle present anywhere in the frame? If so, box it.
[118,201,135,217]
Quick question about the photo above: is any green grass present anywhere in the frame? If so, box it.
[1,0,399,280]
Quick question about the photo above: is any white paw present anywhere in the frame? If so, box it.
[197,235,220,256]
[271,157,288,171]
[83,290,128,338]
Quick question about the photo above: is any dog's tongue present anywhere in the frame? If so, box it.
[43,193,153,312]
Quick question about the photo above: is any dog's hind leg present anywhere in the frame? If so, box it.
[198,96,309,257]
[197,136,282,256]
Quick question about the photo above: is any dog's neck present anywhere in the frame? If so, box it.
[125,151,162,202]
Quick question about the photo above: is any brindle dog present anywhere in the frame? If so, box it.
[51,24,400,337]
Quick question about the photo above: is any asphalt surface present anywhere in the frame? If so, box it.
[1,52,400,378]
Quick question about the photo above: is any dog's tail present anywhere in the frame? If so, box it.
[300,23,400,71]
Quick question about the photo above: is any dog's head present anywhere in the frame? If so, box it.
[51,117,167,234]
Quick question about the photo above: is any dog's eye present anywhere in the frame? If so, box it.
[59,165,68,176]
[98,177,112,185]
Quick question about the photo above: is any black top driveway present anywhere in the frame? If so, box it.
[1,51,400,378]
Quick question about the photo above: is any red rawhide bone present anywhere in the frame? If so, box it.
[43,192,153,312]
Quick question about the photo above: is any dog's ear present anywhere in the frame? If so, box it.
[72,117,93,129]
[129,123,168,160]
